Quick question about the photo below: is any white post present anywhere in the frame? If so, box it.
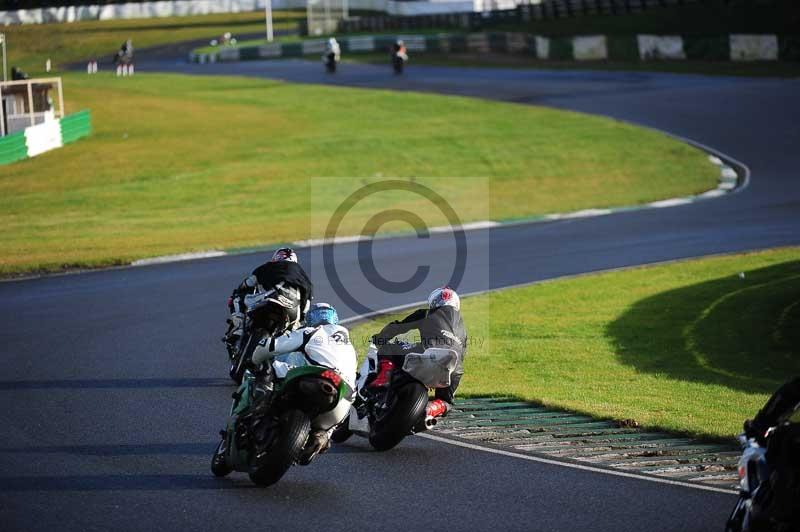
[0,84,5,136]
[265,0,274,42]
[57,78,64,119]
[0,34,7,83]
[27,81,35,127]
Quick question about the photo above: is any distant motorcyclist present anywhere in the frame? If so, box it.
[223,247,313,347]
[361,287,466,419]
[743,377,800,530]
[392,39,407,60]
[252,302,357,457]
[390,39,408,74]
[114,39,134,66]
[323,37,340,64]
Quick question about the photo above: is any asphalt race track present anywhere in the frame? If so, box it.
[2,54,799,531]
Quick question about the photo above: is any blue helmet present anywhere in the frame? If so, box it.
[307,302,339,327]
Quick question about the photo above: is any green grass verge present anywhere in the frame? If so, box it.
[346,52,800,78]
[349,247,800,440]
[0,10,305,75]
[0,72,718,275]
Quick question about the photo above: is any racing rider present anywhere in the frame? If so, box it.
[364,286,467,420]
[223,247,313,346]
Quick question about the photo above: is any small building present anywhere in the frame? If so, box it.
[0,77,64,136]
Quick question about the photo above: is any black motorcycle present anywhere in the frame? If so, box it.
[391,52,406,75]
[226,283,300,384]
[324,51,338,73]
[333,342,457,451]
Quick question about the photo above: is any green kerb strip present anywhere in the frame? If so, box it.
[437,397,739,489]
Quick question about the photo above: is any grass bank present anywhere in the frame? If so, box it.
[0,72,718,275]
[349,247,800,440]
[0,10,304,75]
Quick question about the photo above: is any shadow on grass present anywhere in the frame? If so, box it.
[606,260,800,395]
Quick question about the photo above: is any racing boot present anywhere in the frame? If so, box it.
[297,429,331,466]
[368,359,395,389]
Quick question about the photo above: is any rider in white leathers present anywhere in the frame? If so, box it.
[252,302,357,453]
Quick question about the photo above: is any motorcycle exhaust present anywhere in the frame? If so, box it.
[425,415,437,428]
[320,381,336,396]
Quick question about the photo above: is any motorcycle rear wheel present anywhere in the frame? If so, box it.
[368,382,427,451]
[248,409,310,486]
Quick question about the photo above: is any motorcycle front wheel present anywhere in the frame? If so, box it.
[725,497,747,532]
[248,409,310,486]
[229,333,256,384]
[210,438,232,477]
[368,382,427,451]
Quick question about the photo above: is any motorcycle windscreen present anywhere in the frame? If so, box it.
[402,348,458,388]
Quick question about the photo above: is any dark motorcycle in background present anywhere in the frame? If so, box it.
[333,341,457,451]
[324,51,338,73]
[726,428,800,532]
[391,51,407,74]
[226,284,300,384]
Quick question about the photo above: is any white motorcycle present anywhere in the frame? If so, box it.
[726,432,771,532]
[332,343,457,451]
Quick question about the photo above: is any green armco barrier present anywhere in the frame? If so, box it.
[779,34,800,61]
[60,109,92,145]
[240,46,261,61]
[281,42,303,58]
[488,33,508,53]
[684,34,730,60]
[549,37,573,61]
[607,35,641,62]
[0,131,28,165]
[190,32,799,64]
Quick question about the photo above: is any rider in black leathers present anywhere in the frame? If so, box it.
[744,377,800,530]
[223,248,313,345]
[369,287,466,418]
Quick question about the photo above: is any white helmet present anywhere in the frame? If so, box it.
[270,247,298,263]
[428,287,460,311]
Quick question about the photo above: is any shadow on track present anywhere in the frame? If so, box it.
[0,378,231,390]
[605,260,800,395]
[0,474,341,493]
[0,442,369,457]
